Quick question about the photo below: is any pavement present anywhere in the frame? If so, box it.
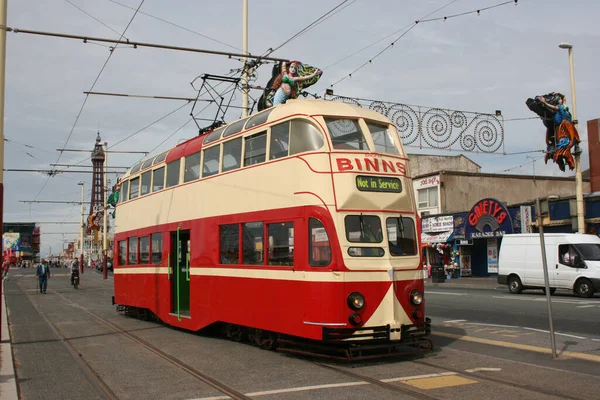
[1,276,18,400]
[425,276,501,290]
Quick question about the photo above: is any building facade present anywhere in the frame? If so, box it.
[3,223,40,262]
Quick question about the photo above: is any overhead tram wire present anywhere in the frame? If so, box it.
[32,0,146,201]
[324,0,518,90]
[65,0,128,39]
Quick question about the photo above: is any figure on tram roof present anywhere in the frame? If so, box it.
[258,61,323,111]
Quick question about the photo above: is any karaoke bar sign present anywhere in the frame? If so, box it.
[465,198,513,239]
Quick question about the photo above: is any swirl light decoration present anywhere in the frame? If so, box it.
[327,95,504,153]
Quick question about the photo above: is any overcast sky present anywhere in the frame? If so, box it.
[4,0,599,257]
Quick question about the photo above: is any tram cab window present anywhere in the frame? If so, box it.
[152,167,165,192]
[244,132,267,166]
[140,171,151,196]
[222,138,242,172]
[202,146,220,177]
[386,217,417,256]
[270,122,290,160]
[243,222,264,265]
[290,120,325,155]
[184,152,201,182]
[367,122,400,155]
[151,233,162,264]
[128,237,138,265]
[325,118,369,150]
[220,224,239,264]
[118,240,127,266]
[309,218,331,267]
[129,177,140,199]
[139,236,150,264]
[166,159,181,188]
[268,222,294,266]
[345,215,383,243]
[120,180,129,202]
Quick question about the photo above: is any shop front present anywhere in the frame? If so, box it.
[420,215,456,279]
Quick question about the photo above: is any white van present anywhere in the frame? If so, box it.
[498,233,600,298]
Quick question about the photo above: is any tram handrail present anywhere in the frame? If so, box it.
[167,253,171,280]
[186,253,190,282]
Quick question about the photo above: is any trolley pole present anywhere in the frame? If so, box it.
[241,0,249,117]
[102,142,108,279]
[535,197,557,358]
[0,0,8,344]
[78,182,85,274]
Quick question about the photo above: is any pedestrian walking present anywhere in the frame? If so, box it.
[36,260,51,294]
[2,261,9,279]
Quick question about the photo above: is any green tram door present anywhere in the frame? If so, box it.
[170,228,190,319]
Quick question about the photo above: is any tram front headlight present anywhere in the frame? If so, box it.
[410,290,423,306]
[347,292,365,310]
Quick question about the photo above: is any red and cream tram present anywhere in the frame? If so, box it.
[113,99,430,358]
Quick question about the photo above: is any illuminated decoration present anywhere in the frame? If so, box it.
[465,198,513,239]
[325,94,504,153]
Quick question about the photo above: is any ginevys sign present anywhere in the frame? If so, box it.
[465,198,513,239]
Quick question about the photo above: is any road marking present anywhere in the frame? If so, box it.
[493,296,599,305]
[522,327,586,339]
[465,367,502,373]
[403,375,478,389]
[576,305,597,308]
[443,319,467,323]
[382,372,457,382]
[466,323,520,329]
[427,291,467,296]
[592,339,600,342]
[433,332,600,363]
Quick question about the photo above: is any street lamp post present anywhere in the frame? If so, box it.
[559,43,585,233]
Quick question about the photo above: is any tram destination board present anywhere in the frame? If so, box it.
[356,175,402,193]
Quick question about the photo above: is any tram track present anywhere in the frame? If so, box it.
[49,289,251,400]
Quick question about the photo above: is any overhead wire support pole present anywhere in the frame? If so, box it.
[4,27,290,63]
[0,0,7,345]
[241,0,249,117]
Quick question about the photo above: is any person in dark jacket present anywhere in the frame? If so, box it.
[36,261,51,294]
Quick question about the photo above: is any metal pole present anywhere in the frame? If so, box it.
[241,0,249,117]
[0,0,8,344]
[102,142,108,279]
[535,197,557,358]
[567,48,585,234]
[79,182,85,274]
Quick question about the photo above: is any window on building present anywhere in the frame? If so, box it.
[243,222,263,265]
[222,138,242,172]
[289,120,325,155]
[128,237,138,265]
[151,233,162,264]
[418,186,439,208]
[184,152,201,182]
[166,159,181,188]
[367,122,399,155]
[309,218,331,267]
[202,146,220,177]
[129,177,140,199]
[386,217,417,256]
[152,167,165,192]
[220,224,239,264]
[325,118,369,150]
[244,132,267,166]
[140,236,150,264]
[118,240,127,265]
[268,222,294,266]
[141,171,151,196]
[120,180,129,202]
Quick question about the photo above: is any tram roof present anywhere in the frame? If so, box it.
[122,99,390,178]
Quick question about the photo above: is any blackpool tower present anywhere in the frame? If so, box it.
[87,131,105,238]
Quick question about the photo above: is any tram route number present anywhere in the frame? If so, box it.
[355,175,402,193]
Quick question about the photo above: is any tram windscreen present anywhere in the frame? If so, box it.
[325,118,369,150]
[386,217,417,256]
[367,122,400,155]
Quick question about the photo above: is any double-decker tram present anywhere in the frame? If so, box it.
[113,99,431,360]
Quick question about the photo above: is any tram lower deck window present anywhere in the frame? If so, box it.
[118,240,127,265]
[268,222,294,266]
[220,224,239,264]
[309,218,331,267]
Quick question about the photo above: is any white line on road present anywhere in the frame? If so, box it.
[592,339,600,342]
[464,322,520,329]
[492,296,599,305]
[576,305,597,308]
[443,319,468,323]
[427,291,467,296]
[465,367,502,373]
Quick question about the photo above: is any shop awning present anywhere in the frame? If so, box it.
[421,231,454,244]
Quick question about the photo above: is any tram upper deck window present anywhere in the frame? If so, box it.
[203,126,225,145]
[386,217,417,256]
[184,152,201,183]
[130,162,143,174]
[140,171,151,196]
[129,177,140,199]
[245,108,273,130]
[141,158,154,171]
[244,132,267,166]
[290,120,325,155]
[153,150,168,165]
[223,117,249,138]
[325,118,369,150]
[270,122,290,160]
[202,146,220,177]
[222,138,242,172]
[309,218,331,267]
[166,159,180,188]
[120,180,129,202]
[367,122,399,155]
[152,167,165,192]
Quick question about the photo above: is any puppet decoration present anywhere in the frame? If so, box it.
[258,61,323,111]
[526,92,580,171]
